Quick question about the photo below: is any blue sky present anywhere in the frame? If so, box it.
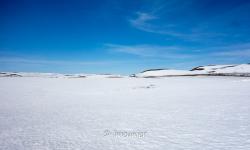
[1,0,250,74]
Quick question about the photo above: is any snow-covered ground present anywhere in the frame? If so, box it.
[0,76,250,149]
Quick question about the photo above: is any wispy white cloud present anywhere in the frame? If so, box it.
[214,49,250,57]
[211,43,250,57]
[128,11,228,41]
[0,57,118,66]
[129,12,157,31]
[128,0,250,41]
[105,43,193,59]
[129,12,183,37]
[105,42,250,61]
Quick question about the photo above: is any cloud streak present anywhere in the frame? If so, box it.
[129,12,157,28]
[129,12,184,37]
[128,0,250,42]
[214,49,250,57]
[0,57,119,66]
[211,43,250,57]
[106,42,250,60]
[105,43,194,59]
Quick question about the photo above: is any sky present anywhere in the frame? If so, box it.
[1,0,250,74]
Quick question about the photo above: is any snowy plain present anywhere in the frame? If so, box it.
[0,76,250,150]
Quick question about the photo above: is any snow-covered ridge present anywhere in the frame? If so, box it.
[135,64,250,78]
[0,72,124,78]
[1,64,250,78]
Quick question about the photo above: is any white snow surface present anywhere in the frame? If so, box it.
[0,76,250,150]
[136,69,194,77]
[136,64,250,77]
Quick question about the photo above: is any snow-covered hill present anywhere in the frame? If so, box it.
[190,64,250,74]
[134,69,196,78]
[135,64,250,78]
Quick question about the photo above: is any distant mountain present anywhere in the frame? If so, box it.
[135,64,250,78]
